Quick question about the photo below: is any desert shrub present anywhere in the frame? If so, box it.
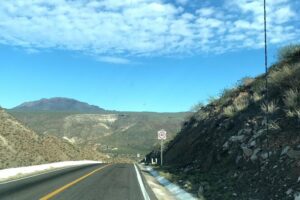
[269,65,293,87]
[208,96,218,104]
[278,44,300,61]
[218,88,236,106]
[284,89,300,109]
[253,92,263,102]
[223,106,235,117]
[190,102,205,112]
[252,78,266,94]
[194,110,210,121]
[286,109,300,119]
[261,100,279,114]
[237,77,255,87]
[233,93,250,111]
[223,93,250,117]
[269,120,280,130]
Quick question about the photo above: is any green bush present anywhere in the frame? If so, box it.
[278,44,300,61]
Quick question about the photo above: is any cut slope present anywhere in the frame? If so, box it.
[151,46,300,200]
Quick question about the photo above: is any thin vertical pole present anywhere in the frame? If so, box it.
[263,0,269,158]
[161,139,163,166]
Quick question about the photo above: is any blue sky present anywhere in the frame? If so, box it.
[0,0,299,112]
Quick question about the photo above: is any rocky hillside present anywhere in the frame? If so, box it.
[13,97,105,112]
[149,45,300,200]
[0,108,108,169]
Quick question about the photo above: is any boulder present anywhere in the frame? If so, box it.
[287,150,300,160]
[198,181,210,200]
[242,147,253,157]
[250,148,261,162]
[249,140,256,147]
[281,146,290,156]
[223,141,229,150]
[253,129,265,139]
[230,135,245,142]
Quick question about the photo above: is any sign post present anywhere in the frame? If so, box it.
[157,129,167,166]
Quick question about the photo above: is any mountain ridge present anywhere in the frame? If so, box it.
[12,97,105,113]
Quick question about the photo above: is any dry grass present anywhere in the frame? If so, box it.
[286,109,300,119]
[269,65,293,87]
[278,44,300,61]
[234,95,249,111]
[222,93,250,117]
[253,92,263,102]
[261,101,279,114]
[223,106,235,117]
[239,77,255,87]
[269,120,280,130]
[284,89,300,109]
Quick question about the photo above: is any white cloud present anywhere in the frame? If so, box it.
[0,0,298,62]
[196,7,214,17]
[97,56,131,64]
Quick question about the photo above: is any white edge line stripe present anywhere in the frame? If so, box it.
[0,164,94,185]
[134,164,151,200]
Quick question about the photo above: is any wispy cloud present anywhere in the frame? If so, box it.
[97,56,131,64]
[0,0,299,62]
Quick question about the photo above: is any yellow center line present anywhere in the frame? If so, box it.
[40,164,110,200]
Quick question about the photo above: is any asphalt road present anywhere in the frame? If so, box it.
[0,163,157,200]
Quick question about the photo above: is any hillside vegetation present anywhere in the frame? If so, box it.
[8,110,187,155]
[149,45,300,200]
[0,108,108,169]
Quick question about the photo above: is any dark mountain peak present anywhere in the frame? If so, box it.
[13,97,105,112]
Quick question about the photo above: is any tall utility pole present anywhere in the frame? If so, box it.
[263,0,270,158]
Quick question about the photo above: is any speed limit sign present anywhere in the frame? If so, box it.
[157,129,167,140]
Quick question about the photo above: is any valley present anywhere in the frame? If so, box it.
[8,98,187,157]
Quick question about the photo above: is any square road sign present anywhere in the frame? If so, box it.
[157,129,167,140]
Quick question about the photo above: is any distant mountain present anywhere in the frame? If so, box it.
[12,97,105,112]
[9,111,187,155]
[0,108,107,169]
[9,98,188,156]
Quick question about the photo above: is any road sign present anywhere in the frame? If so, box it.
[157,129,167,140]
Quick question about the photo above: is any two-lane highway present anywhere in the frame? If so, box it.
[0,163,157,200]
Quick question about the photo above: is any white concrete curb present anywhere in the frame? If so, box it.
[140,164,198,200]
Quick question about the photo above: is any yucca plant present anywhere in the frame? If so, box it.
[261,100,279,114]
[284,89,300,109]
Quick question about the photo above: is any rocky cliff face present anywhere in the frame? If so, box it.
[154,46,300,200]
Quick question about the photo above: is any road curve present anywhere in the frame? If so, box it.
[0,163,157,200]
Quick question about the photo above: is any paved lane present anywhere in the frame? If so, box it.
[0,163,157,200]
